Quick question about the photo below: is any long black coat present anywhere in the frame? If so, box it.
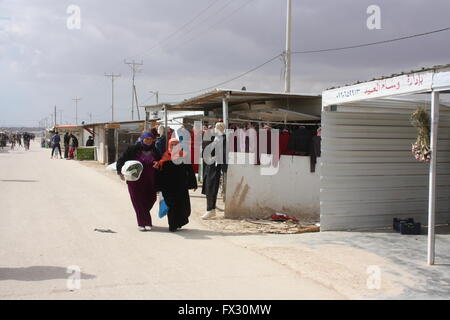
[156,161,197,229]
[201,134,228,197]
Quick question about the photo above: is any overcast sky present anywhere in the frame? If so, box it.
[1,0,449,126]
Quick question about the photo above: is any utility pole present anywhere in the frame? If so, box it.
[124,60,143,120]
[73,98,81,125]
[54,105,57,126]
[87,112,92,123]
[284,0,292,93]
[58,109,63,125]
[104,73,121,122]
[149,91,159,104]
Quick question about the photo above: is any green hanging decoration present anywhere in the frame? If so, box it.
[410,107,431,163]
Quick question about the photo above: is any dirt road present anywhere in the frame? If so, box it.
[0,142,343,299]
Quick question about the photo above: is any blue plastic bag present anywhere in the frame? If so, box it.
[158,194,169,218]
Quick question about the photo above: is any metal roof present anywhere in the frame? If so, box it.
[141,88,320,111]
[81,120,145,127]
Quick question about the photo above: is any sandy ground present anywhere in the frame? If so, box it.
[0,142,343,299]
[2,142,448,299]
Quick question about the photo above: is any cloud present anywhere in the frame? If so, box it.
[1,0,450,126]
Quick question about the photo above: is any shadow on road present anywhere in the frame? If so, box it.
[0,266,96,282]
[146,226,252,239]
[0,180,39,183]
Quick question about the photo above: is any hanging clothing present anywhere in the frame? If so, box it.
[287,127,312,154]
[279,130,293,156]
[310,135,322,173]
[189,130,199,174]
[117,143,161,227]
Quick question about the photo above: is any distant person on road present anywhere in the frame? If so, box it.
[155,138,197,232]
[68,134,78,159]
[10,134,16,150]
[116,131,161,232]
[17,133,22,147]
[23,132,31,150]
[51,132,62,158]
[63,132,70,158]
[86,136,94,147]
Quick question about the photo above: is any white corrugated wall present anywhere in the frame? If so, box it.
[320,99,450,231]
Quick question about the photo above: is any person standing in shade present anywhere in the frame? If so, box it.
[63,132,70,158]
[68,133,78,159]
[51,132,62,158]
[116,132,161,232]
[155,125,167,155]
[155,138,197,232]
[201,122,228,219]
[86,136,94,147]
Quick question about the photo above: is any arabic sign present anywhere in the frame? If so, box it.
[322,71,433,107]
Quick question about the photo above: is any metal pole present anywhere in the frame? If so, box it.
[124,60,143,121]
[112,78,115,122]
[164,104,168,150]
[428,91,440,266]
[131,74,135,120]
[222,94,229,129]
[73,98,81,125]
[134,85,141,120]
[144,109,149,131]
[284,0,292,93]
[105,73,121,122]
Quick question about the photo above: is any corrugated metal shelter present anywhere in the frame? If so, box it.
[321,64,450,265]
[321,99,450,229]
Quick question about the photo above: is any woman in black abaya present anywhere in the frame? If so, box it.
[156,138,197,232]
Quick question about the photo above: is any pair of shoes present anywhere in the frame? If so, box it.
[169,226,177,232]
[138,226,146,232]
[144,226,152,231]
[201,209,216,220]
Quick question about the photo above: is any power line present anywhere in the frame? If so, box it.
[104,73,121,122]
[129,0,223,60]
[158,26,450,98]
[124,59,144,120]
[167,0,257,52]
[292,26,450,54]
[72,98,81,125]
[160,53,283,96]
[160,0,241,52]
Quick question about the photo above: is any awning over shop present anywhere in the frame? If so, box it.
[142,88,321,129]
